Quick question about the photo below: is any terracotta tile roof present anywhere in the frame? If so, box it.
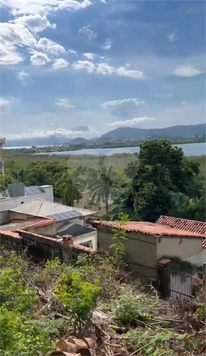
[202,239,206,249]
[0,230,20,238]
[156,216,206,235]
[92,220,206,238]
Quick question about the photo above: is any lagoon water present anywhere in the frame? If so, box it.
[45,142,206,157]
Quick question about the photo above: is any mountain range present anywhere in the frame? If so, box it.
[5,123,206,147]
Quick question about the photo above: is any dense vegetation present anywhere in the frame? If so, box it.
[1,140,205,222]
[0,250,205,356]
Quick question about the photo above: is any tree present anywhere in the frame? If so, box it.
[10,168,26,183]
[26,165,52,186]
[118,140,200,222]
[0,174,14,194]
[88,165,120,213]
[56,169,86,206]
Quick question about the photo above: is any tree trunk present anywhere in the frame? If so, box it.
[105,193,109,213]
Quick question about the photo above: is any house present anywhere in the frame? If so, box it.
[6,199,97,250]
[92,220,205,281]
[0,183,54,224]
[156,215,206,266]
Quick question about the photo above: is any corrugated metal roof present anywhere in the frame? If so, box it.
[156,216,206,235]
[9,199,96,220]
[93,220,206,238]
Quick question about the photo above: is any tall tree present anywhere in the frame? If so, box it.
[88,165,120,213]
[118,140,200,222]
[56,169,86,206]
[26,166,52,186]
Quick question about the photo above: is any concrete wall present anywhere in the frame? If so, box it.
[30,223,56,237]
[97,226,157,281]
[0,229,94,263]
[184,249,206,266]
[39,185,54,202]
[157,236,203,261]
[73,231,97,250]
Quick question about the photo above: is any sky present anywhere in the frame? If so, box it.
[0,0,205,140]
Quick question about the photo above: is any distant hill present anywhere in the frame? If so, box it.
[5,123,206,147]
[69,137,88,144]
[6,135,71,147]
[100,123,206,141]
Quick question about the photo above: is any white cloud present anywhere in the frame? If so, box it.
[0,22,36,65]
[168,33,176,42]
[108,117,155,128]
[55,99,74,108]
[13,14,56,33]
[181,101,187,105]
[0,97,13,110]
[173,66,202,77]
[79,25,97,40]
[0,46,23,65]
[73,60,96,73]
[52,58,69,70]
[30,50,51,65]
[0,0,92,16]
[17,70,29,83]
[101,98,146,110]
[72,60,145,80]
[96,62,115,75]
[101,38,112,50]
[116,67,144,80]
[83,52,95,61]
[0,1,90,65]
[36,37,66,55]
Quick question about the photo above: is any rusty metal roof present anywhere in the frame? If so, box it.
[93,220,206,238]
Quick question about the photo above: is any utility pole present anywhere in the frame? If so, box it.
[0,137,6,175]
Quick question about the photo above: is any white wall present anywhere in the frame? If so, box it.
[73,231,97,250]
[39,185,54,202]
[157,236,203,261]
[185,249,206,266]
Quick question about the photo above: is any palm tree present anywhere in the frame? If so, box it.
[56,169,86,206]
[88,165,120,213]
[26,166,52,186]
[10,168,26,183]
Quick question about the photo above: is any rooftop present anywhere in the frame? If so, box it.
[9,199,96,221]
[0,217,54,232]
[92,220,206,238]
[156,215,206,235]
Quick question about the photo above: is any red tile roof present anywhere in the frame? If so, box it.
[156,216,206,249]
[93,220,206,238]
[156,216,206,235]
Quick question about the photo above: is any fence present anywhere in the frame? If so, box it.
[157,261,201,299]
[168,267,192,299]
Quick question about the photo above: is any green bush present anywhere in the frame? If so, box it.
[113,294,153,326]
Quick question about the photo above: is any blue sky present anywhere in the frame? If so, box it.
[0,0,205,140]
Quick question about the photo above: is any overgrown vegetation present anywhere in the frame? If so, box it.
[0,250,205,355]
